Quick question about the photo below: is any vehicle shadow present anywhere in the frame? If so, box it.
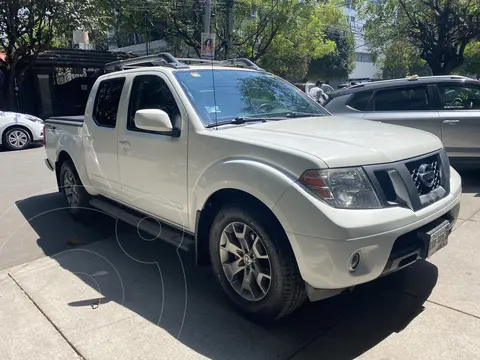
[16,193,438,360]
[0,143,43,153]
[452,164,480,196]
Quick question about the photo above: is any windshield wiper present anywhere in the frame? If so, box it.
[282,112,321,118]
[206,116,268,128]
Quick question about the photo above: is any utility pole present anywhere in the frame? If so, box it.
[144,11,149,55]
[226,0,234,60]
[204,0,212,34]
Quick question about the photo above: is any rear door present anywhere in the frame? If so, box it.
[435,82,480,158]
[362,85,442,138]
[83,77,126,199]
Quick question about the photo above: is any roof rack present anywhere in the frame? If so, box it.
[220,58,264,71]
[176,58,222,65]
[104,52,189,72]
[172,57,264,70]
[104,52,264,73]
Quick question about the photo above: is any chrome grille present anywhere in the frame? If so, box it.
[405,154,442,196]
[363,150,449,212]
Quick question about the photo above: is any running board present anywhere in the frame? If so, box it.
[90,198,194,252]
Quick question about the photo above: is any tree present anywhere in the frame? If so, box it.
[455,41,480,76]
[245,2,342,81]
[307,25,355,81]
[160,0,342,80]
[375,40,432,79]
[361,0,480,75]
[0,0,112,109]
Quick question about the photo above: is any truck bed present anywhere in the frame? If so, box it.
[45,115,84,125]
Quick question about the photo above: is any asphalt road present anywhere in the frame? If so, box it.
[1,146,480,360]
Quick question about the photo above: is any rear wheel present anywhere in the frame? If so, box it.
[3,127,31,150]
[59,160,91,217]
[209,204,306,322]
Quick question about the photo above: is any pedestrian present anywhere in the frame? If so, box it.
[308,80,328,105]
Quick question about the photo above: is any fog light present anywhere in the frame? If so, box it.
[348,252,361,272]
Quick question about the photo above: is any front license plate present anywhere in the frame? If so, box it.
[427,221,450,258]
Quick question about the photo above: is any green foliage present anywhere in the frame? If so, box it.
[135,0,344,80]
[360,0,480,75]
[253,2,341,80]
[455,41,480,76]
[376,41,432,79]
[307,24,356,81]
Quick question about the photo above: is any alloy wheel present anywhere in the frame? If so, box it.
[63,170,80,208]
[7,130,28,149]
[219,222,272,301]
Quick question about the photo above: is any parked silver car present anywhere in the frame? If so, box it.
[324,76,480,165]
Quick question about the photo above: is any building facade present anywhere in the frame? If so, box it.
[343,1,379,82]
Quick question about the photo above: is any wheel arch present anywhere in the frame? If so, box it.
[54,149,98,196]
[194,188,290,266]
[55,151,74,190]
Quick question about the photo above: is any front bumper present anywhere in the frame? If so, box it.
[272,166,462,291]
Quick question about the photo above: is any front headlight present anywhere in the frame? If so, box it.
[299,167,381,209]
[24,114,43,124]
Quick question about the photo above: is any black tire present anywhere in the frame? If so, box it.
[209,203,306,322]
[59,160,91,217]
[3,126,31,150]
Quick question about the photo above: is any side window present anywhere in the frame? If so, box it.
[438,83,480,110]
[346,91,373,111]
[92,78,125,128]
[373,86,430,111]
[128,75,181,132]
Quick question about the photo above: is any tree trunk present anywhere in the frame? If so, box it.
[2,67,17,111]
[428,61,450,76]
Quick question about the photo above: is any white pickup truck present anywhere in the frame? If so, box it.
[44,53,461,322]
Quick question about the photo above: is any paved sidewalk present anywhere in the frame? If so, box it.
[0,269,81,360]
[2,219,480,360]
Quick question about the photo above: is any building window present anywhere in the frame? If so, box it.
[355,52,373,63]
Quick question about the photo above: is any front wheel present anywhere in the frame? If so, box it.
[209,204,306,322]
[3,127,31,150]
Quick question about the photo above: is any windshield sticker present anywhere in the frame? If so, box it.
[205,106,221,113]
[190,72,201,77]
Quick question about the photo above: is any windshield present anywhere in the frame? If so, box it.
[174,69,328,127]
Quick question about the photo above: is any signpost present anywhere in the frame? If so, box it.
[201,33,216,60]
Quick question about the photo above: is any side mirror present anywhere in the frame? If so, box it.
[134,109,173,133]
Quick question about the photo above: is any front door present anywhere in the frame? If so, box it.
[362,84,442,139]
[117,74,188,228]
[83,77,126,199]
[436,82,480,158]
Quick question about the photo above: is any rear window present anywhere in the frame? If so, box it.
[92,78,125,128]
[346,91,373,111]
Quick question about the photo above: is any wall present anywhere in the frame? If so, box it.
[109,39,169,56]
[342,2,379,80]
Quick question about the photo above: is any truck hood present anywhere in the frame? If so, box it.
[210,116,443,167]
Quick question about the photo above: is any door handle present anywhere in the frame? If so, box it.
[118,139,131,151]
[443,119,460,125]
